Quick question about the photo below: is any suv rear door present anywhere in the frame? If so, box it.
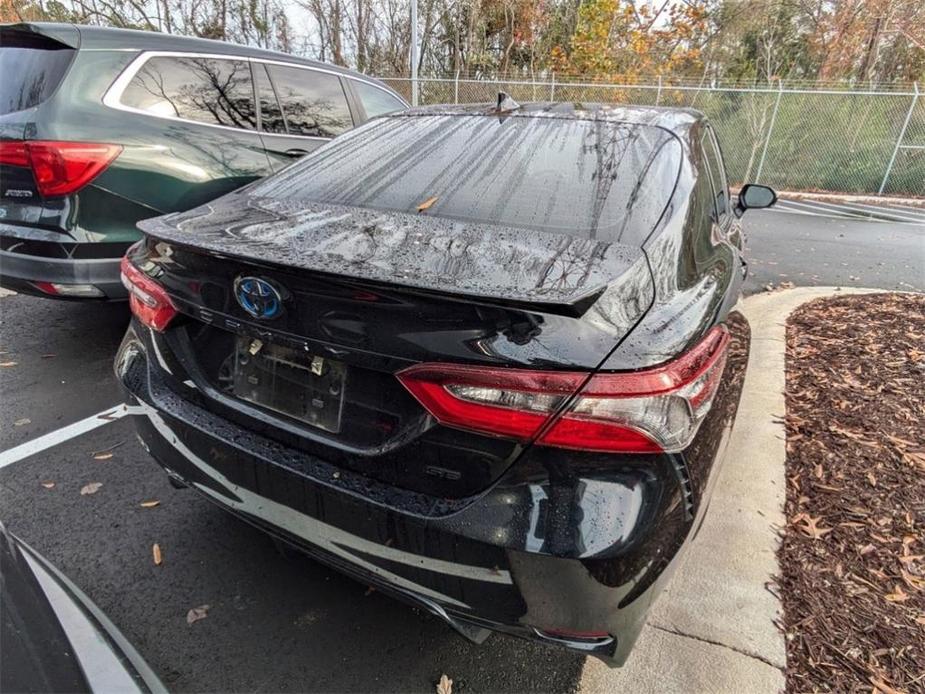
[105,53,273,213]
[253,62,357,169]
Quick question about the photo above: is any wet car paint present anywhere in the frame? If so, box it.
[116,103,753,664]
[0,524,166,693]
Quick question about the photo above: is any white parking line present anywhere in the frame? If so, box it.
[0,404,143,470]
[833,201,925,223]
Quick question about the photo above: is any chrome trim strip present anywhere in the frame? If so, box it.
[139,404,512,610]
[102,50,407,138]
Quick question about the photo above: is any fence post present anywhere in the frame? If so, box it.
[410,0,418,106]
[756,79,783,184]
[550,73,556,102]
[454,70,460,104]
[879,82,919,195]
[656,75,662,105]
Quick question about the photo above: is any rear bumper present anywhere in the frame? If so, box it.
[0,227,128,300]
[115,318,749,665]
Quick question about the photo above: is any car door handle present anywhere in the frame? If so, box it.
[284,148,308,157]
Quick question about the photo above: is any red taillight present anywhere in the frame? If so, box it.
[120,256,177,332]
[0,141,29,167]
[397,365,585,443]
[397,326,730,454]
[0,140,122,197]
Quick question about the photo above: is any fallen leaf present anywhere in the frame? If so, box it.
[416,196,438,212]
[870,676,903,694]
[901,569,925,591]
[40,481,55,489]
[884,585,909,603]
[80,482,102,495]
[93,452,113,461]
[14,418,30,426]
[186,604,210,625]
[152,543,163,565]
[140,500,161,508]
[436,674,453,694]
[0,361,17,367]
[792,513,832,540]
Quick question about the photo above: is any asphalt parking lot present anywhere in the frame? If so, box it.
[1,200,923,692]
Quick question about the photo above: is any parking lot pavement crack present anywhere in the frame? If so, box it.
[649,624,784,671]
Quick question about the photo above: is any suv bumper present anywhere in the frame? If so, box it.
[115,320,749,665]
[0,226,129,300]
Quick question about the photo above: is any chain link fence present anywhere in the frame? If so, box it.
[378,76,924,198]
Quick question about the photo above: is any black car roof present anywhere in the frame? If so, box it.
[5,22,389,87]
[389,101,705,136]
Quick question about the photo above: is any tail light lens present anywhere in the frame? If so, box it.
[397,326,730,453]
[0,141,122,197]
[120,256,177,332]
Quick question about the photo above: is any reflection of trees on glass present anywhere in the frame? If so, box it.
[6,74,45,114]
[122,57,256,130]
[0,46,74,116]
[254,63,286,134]
[266,65,352,138]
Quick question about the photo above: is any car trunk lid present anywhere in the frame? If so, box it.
[133,195,656,497]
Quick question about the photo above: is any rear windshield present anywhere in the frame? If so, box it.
[253,113,681,243]
[0,33,75,115]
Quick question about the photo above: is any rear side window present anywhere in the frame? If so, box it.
[265,65,352,138]
[120,56,257,130]
[0,33,75,115]
[254,63,286,134]
[353,80,405,119]
[701,128,730,222]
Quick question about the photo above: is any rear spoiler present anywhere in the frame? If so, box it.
[0,22,81,49]
[144,232,611,319]
[138,199,642,319]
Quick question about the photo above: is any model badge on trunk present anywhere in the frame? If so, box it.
[234,276,284,320]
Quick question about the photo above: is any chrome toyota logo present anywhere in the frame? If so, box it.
[234,276,284,320]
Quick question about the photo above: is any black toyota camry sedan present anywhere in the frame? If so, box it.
[115,100,776,665]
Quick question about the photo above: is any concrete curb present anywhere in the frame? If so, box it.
[779,192,925,208]
[580,287,886,693]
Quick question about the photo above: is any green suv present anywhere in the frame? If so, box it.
[0,22,407,300]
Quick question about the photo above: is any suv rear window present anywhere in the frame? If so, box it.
[120,56,257,130]
[254,114,681,243]
[0,33,75,115]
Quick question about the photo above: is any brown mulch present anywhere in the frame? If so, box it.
[780,292,925,693]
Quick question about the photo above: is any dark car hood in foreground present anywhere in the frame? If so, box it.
[0,524,166,694]
[139,194,648,316]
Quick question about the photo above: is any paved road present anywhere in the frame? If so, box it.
[0,202,922,692]
[745,204,924,293]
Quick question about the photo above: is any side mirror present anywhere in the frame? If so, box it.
[735,184,777,217]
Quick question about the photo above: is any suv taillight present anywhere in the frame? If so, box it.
[397,326,730,453]
[120,256,177,332]
[0,141,122,197]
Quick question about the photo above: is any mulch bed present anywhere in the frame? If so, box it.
[780,292,925,693]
